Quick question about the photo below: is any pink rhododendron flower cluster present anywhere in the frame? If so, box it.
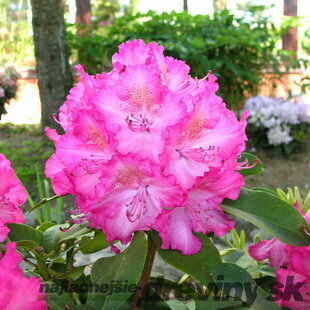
[46,39,248,255]
[0,153,27,242]
[249,202,310,309]
[0,242,47,309]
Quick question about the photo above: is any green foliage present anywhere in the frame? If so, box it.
[0,124,53,186]
[237,153,264,176]
[0,67,19,118]
[222,188,310,246]
[0,0,34,66]
[276,186,310,213]
[88,232,148,309]
[67,9,305,109]
[3,148,310,309]
[153,232,221,284]
[210,263,281,309]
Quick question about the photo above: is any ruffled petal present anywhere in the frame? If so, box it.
[155,207,202,255]
[249,239,288,268]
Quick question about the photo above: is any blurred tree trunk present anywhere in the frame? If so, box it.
[76,0,91,25]
[283,0,297,54]
[183,0,188,11]
[31,0,73,129]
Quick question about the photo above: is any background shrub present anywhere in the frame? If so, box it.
[66,9,306,109]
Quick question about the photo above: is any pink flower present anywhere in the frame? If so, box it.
[248,202,310,308]
[46,40,248,253]
[77,154,184,244]
[249,238,288,268]
[249,202,310,268]
[275,246,310,310]
[154,166,243,254]
[0,154,27,241]
[0,222,10,243]
[0,242,47,309]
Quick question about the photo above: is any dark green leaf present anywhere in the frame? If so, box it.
[211,263,281,310]
[223,249,254,269]
[196,297,242,310]
[7,223,43,245]
[222,188,310,246]
[153,232,221,284]
[238,153,263,176]
[43,225,63,252]
[37,221,56,232]
[42,223,91,253]
[80,230,110,254]
[88,231,148,310]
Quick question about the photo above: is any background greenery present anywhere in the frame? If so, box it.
[67,9,306,109]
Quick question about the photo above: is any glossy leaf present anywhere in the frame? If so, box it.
[42,223,90,253]
[153,232,221,284]
[79,230,110,254]
[88,231,148,310]
[196,298,242,310]
[222,188,310,246]
[210,263,281,310]
[7,223,43,245]
[238,153,263,176]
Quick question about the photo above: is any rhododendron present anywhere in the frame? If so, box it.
[249,202,310,309]
[0,153,27,242]
[46,39,248,254]
[249,202,310,268]
[275,246,310,310]
[0,242,47,309]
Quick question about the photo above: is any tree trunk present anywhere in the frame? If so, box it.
[76,0,91,25]
[283,0,298,54]
[183,0,188,11]
[31,0,73,129]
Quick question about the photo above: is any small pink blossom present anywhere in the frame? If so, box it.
[275,246,310,310]
[249,202,310,309]
[0,154,27,241]
[0,242,47,309]
[46,39,248,253]
[249,202,310,268]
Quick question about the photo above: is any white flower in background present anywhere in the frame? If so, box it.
[244,95,310,147]
[267,125,293,146]
[295,96,310,123]
[274,100,299,125]
[263,117,280,128]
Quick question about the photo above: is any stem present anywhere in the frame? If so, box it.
[36,256,50,281]
[66,240,75,294]
[131,231,157,310]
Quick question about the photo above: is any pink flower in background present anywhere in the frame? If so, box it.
[0,242,47,309]
[275,246,310,310]
[249,202,310,268]
[249,237,288,268]
[0,154,27,242]
[249,202,310,309]
[46,39,248,254]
